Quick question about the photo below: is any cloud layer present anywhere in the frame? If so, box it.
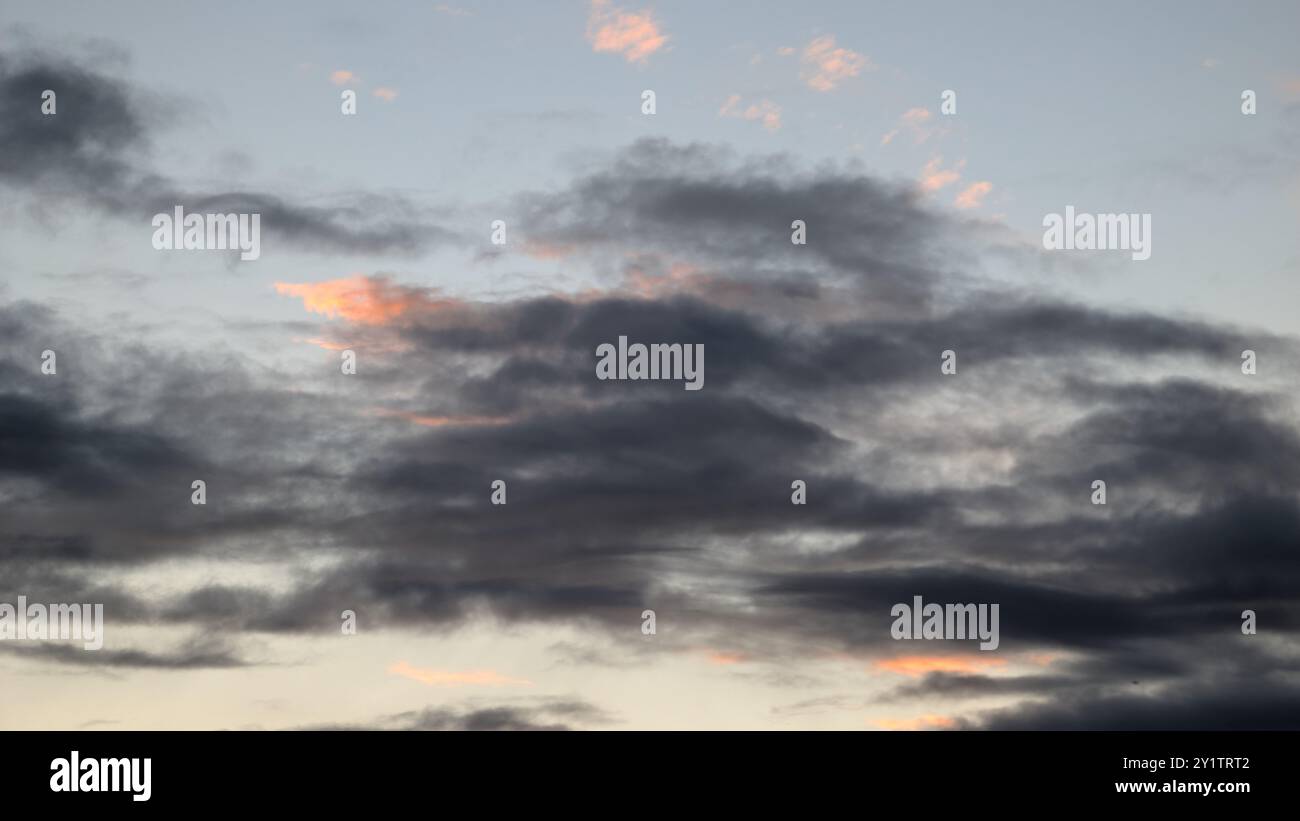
[3,42,1298,730]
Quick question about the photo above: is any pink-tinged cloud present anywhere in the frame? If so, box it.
[954,181,993,209]
[776,46,795,57]
[919,156,964,192]
[706,651,747,666]
[622,261,700,297]
[388,661,533,688]
[586,0,667,64]
[875,655,1008,677]
[372,87,399,102]
[874,713,956,731]
[274,275,464,325]
[330,70,357,86]
[901,107,931,126]
[368,407,514,428]
[802,35,872,91]
[881,107,937,146]
[298,337,352,351]
[719,94,782,131]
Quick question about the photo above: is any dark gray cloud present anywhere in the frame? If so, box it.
[0,51,459,256]
[964,679,1300,731]
[0,53,144,192]
[0,637,248,670]
[296,698,613,731]
[512,138,962,313]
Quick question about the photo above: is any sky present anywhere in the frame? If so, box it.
[0,0,1298,730]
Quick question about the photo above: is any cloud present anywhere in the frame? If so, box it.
[964,679,1300,731]
[368,408,514,428]
[586,0,667,64]
[0,52,457,257]
[5,118,1300,730]
[877,671,1077,703]
[330,69,356,86]
[873,713,956,730]
[0,51,148,193]
[298,698,612,730]
[706,650,747,665]
[372,87,399,102]
[388,661,533,688]
[919,156,963,191]
[881,107,939,146]
[953,180,992,209]
[718,94,782,131]
[510,138,964,310]
[801,35,872,91]
[274,276,466,325]
[0,637,249,670]
[875,655,1008,677]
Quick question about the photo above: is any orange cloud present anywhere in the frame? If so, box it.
[587,0,667,64]
[954,181,993,209]
[388,661,532,688]
[874,713,956,731]
[298,337,352,351]
[919,156,964,192]
[274,276,462,325]
[368,408,513,428]
[802,35,872,91]
[719,94,782,131]
[372,87,399,102]
[706,651,747,666]
[875,655,1007,677]
[330,70,357,86]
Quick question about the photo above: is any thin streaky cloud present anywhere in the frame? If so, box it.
[388,661,535,688]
